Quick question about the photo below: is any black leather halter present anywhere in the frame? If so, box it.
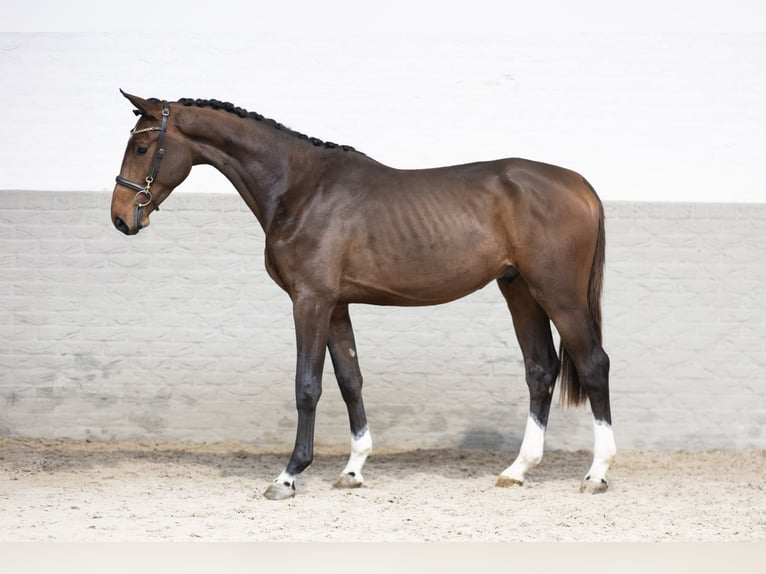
[115,100,170,211]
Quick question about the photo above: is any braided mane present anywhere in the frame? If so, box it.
[171,97,357,153]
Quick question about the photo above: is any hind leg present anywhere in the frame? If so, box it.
[327,304,372,489]
[495,277,560,487]
[549,307,616,493]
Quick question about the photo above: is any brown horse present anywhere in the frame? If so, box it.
[111,91,616,500]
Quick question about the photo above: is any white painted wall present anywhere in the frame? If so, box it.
[1,2,765,202]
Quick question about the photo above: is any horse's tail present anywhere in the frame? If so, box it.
[558,180,605,408]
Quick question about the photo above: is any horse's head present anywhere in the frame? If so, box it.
[111,91,193,235]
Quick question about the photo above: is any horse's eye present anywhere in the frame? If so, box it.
[136,146,148,155]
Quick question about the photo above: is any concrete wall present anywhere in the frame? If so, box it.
[1,191,764,451]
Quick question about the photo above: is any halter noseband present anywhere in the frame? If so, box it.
[115,100,170,211]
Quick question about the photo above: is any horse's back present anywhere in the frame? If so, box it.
[348,156,601,258]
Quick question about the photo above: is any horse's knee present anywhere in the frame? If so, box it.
[295,379,322,411]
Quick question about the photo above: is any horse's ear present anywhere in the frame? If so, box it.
[120,89,163,119]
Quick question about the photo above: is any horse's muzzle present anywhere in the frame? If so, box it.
[113,215,141,235]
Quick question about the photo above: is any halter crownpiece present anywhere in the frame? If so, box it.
[115,100,170,211]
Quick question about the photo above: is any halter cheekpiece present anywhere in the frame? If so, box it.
[114,100,170,211]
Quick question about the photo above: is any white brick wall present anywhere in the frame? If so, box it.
[1,191,765,450]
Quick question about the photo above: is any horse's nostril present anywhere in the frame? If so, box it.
[114,216,130,234]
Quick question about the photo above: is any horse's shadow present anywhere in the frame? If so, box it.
[1,438,593,484]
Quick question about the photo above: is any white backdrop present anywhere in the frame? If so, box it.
[2,1,765,203]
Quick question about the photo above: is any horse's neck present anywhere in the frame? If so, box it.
[186,116,306,231]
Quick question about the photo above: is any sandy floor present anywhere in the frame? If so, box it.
[0,437,764,542]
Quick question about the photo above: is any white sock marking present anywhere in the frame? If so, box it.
[274,469,296,488]
[585,419,616,483]
[500,415,546,483]
[341,428,372,481]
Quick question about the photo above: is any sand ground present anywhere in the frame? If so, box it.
[1,438,764,542]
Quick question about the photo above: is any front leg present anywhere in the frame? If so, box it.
[328,305,372,489]
[264,294,334,500]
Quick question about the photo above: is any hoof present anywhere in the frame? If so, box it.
[580,477,609,494]
[333,472,363,489]
[263,481,296,500]
[495,475,524,488]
